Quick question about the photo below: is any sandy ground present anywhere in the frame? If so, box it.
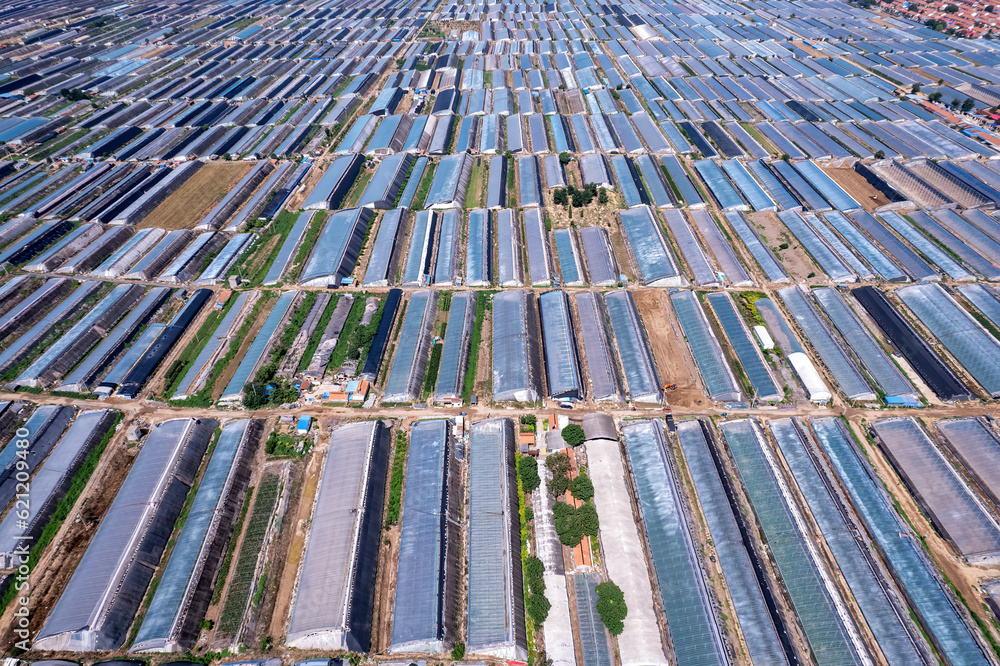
[821,165,892,212]
[631,289,702,409]
[747,211,820,283]
[138,162,252,230]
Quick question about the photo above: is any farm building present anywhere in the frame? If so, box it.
[492,290,543,403]
[467,418,528,661]
[357,153,415,209]
[300,207,375,287]
[383,290,439,403]
[286,420,391,652]
[424,153,472,209]
[0,409,116,569]
[35,418,217,652]
[303,153,363,211]
[132,419,262,652]
[390,419,461,652]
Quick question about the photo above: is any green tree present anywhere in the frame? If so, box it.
[518,455,541,493]
[553,502,583,547]
[598,188,608,204]
[944,3,959,11]
[962,97,976,113]
[928,91,943,102]
[570,474,594,502]
[596,581,628,635]
[562,424,586,447]
[550,473,571,497]
[559,151,572,165]
[579,503,600,537]
[520,413,537,427]
[451,643,466,659]
[553,187,568,206]
[526,592,551,624]
[910,82,921,93]
[547,452,572,476]
[874,150,885,159]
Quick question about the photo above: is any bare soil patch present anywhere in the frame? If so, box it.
[747,211,819,283]
[632,289,702,409]
[821,165,891,212]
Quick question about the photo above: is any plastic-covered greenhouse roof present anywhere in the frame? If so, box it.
[36,418,215,652]
[669,291,741,402]
[871,417,1000,566]
[384,290,438,403]
[811,417,988,665]
[287,420,390,652]
[133,419,256,652]
[721,419,862,666]
[877,211,969,282]
[390,419,459,652]
[432,209,460,286]
[768,419,923,663]
[363,208,407,287]
[553,228,584,287]
[622,420,728,666]
[467,418,527,660]
[604,291,661,405]
[579,227,618,287]
[523,208,552,286]
[465,209,491,286]
[496,208,523,287]
[424,153,471,209]
[300,207,374,286]
[402,210,437,286]
[662,209,716,287]
[518,155,542,207]
[434,292,475,403]
[538,290,583,400]
[609,155,648,208]
[574,292,621,403]
[492,290,541,403]
[357,152,414,209]
[936,418,1000,509]
[220,291,297,401]
[619,206,682,287]
[676,420,790,666]
[706,292,781,401]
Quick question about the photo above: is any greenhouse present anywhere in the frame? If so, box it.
[383,290,438,403]
[694,159,747,212]
[286,420,391,652]
[172,292,252,400]
[870,418,1000,566]
[424,153,472,209]
[132,419,262,653]
[496,208,524,287]
[896,283,1000,398]
[390,420,461,653]
[579,153,613,189]
[434,292,475,404]
[486,155,506,209]
[574,292,622,402]
[706,292,782,402]
[662,209,717,287]
[660,155,705,207]
[669,290,742,402]
[609,155,649,208]
[688,210,752,286]
[634,154,674,208]
[262,211,313,285]
[604,291,662,405]
[523,208,553,286]
[936,418,1000,510]
[721,419,862,665]
[363,208,408,287]
[35,418,216,652]
[847,211,937,283]
[303,153,363,210]
[357,152,415,209]
[402,210,438,287]
[492,290,542,403]
[876,211,970,282]
[518,155,542,207]
[553,228,585,287]
[811,418,988,665]
[300,207,375,287]
[777,210,854,282]
[466,208,492,286]
[219,291,297,404]
[467,418,527,661]
[619,206,683,287]
[723,211,788,283]
[622,420,729,666]
[676,420,791,666]
[538,290,583,400]
[432,209,460,286]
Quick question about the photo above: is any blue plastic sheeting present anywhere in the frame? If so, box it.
[553,229,584,286]
[518,156,542,207]
[897,283,1000,398]
[604,291,661,405]
[220,291,297,401]
[768,419,924,666]
[877,211,971,282]
[390,419,458,652]
[723,211,788,283]
[848,211,937,282]
[871,417,1000,566]
[403,210,437,286]
[676,420,790,666]
[434,292,475,403]
[132,419,253,652]
[364,208,407,287]
[811,418,988,666]
[492,291,541,403]
[669,291,741,402]
[811,287,915,399]
[465,209,491,286]
[384,290,437,403]
[300,208,374,287]
[619,206,682,287]
[779,286,876,401]
[720,419,863,666]
[433,209,460,286]
[721,160,776,211]
[693,160,747,212]
[454,115,477,153]
[662,210,717,286]
[777,210,854,282]
[263,211,313,285]
[538,291,583,400]
[706,292,781,401]
[621,421,727,666]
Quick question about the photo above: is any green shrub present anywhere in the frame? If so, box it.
[570,474,594,502]
[596,581,628,635]
[562,423,585,447]
[518,455,541,493]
